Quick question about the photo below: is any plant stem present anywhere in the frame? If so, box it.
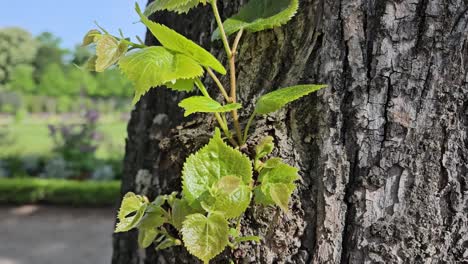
[210,0,232,58]
[206,68,230,102]
[229,29,244,145]
[210,0,244,145]
[195,79,238,146]
[242,111,256,144]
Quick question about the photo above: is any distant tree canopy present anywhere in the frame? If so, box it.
[0,27,132,99]
[0,27,38,84]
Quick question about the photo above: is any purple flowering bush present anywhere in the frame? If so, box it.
[48,110,102,179]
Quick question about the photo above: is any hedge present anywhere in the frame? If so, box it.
[0,178,121,206]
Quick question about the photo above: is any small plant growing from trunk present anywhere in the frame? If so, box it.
[83,0,326,262]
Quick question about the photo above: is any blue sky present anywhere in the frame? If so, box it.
[0,0,148,49]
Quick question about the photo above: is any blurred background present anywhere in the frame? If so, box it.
[0,1,146,263]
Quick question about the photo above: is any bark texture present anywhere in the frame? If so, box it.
[112,0,468,263]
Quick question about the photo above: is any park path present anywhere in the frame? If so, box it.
[0,205,115,264]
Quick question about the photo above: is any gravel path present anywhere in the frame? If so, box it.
[0,205,116,264]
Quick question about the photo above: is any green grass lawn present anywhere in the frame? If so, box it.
[0,119,127,159]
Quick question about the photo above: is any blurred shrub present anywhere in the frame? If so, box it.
[0,91,23,114]
[0,160,9,178]
[41,156,73,179]
[0,178,120,206]
[91,165,115,181]
[14,108,27,123]
[56,95,72,113]
[48,110,101,177]
[21,155,43,175]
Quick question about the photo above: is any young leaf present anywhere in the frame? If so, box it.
[155,236,182,250]
[136,3,226,74]
[258,161,299,183]
[144,0,205,15]
[254,84,327,114]
[82,29,101,46]
[164,79,195,92]
[254,160,299,212]
[171,198,201,230]
[255,136,274,159]
[234,235,262,244]
[178,96,242,117]
[181,212,229,263]
[215,175,242,194]
[269,183,292,212]
[118,47,204,104]
[139,212,166,230]
[95,35,128,72]
[84,55,97,72]
[212,0,299,40]
[182,129,252,218]
[263,157,283,168]
[211,184,252,218]
[138,228,158,248]
[115,192,148,233]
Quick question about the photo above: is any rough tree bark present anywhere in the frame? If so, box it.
[112,0,468,263]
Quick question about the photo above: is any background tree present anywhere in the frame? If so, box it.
[112,0,468,263]
[33,32,66,82]
[38,63,68,97]
[0,27,38,85]
[9,64,36,94]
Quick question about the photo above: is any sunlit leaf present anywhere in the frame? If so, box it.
[255,84,327,114]
[82,29,101,46]
[138,228,158,248]
[118,46,204,104]
[136,3,226,74]
[212,0,299,40]
[115,192,148,232]
[164,79,195,92]
[95,35,128,72]
[144,0,206,15]
[178,96,242,117]
[182,129,252,218]
[181,212,229,263]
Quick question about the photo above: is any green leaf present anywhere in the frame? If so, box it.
[171,198,200,230]
[82,29,101,46]
[118,46,204,104]
[255,136,274,159]
[181,212,229,263]
[255,84,327,114]
[254,160,298,211]
[115,192,148,233]
[234,235,261,244]
[138,228,158,248]
[215,175,242,194]
[95,35,128,72]
[212,0,299,40]
[182,129,252,218]
[155,236,182,250]
[139,212,166,230]
[269,183,292,212]
[144,0,206,15]
[178,96,242,117]
[136,3,226,74]
[211,184,251,218]
[164,79,195,92]
[263,157,283,168]
[84,55,97,72]
[258,161,299,183]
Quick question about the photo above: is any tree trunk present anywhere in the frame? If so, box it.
[112,0,468,263]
